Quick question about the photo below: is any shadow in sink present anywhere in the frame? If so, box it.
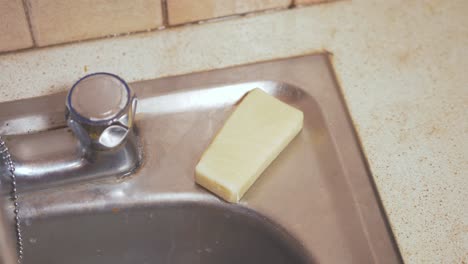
[22,202,314,264]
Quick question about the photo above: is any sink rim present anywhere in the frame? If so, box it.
[0,54,403,264]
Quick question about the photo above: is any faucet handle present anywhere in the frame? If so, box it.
[66,73,137,150]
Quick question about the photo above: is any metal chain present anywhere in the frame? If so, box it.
[0,136,23,263]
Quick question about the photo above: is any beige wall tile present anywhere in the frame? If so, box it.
[0,0,33,52]
[27,0,163,46]
[295,0,333,5]
[167,0,291,25]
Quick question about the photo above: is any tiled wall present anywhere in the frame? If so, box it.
[0,0,336,54]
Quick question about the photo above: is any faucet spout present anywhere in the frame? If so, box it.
[1,129,140,192]
[0,73,142,193]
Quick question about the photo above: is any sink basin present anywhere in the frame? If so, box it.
[0,54,402,263]
[22,202,310,264]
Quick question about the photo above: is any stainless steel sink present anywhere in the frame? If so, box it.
[0,54,402,263]
[22,202,310,264]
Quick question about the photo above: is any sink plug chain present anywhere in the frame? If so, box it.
[0,136,23,263]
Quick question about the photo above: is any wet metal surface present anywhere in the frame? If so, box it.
[0,54,402,264]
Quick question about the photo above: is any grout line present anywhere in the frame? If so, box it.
[154,5,294,27]
[0,27,167,56]
[0,5,289,56]
[21,0,37,47]
[0,0,344,56]
[295,0,345,8]
[161,0,169,27]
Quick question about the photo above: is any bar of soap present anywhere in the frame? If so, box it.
[195,88,303,203]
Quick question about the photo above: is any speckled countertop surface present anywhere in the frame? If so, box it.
[0,0,467,263]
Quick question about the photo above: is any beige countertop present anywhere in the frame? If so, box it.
[0,0,467,262]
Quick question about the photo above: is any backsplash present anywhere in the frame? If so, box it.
[0,0,335,54]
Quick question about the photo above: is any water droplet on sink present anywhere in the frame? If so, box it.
[24,219,32,226]
[29,238,37,244]
[204,248,212,253]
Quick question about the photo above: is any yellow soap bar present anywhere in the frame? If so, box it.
[195,88,304,203]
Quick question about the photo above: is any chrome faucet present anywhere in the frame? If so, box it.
[0,73,142,262]
[0,73,141,193]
